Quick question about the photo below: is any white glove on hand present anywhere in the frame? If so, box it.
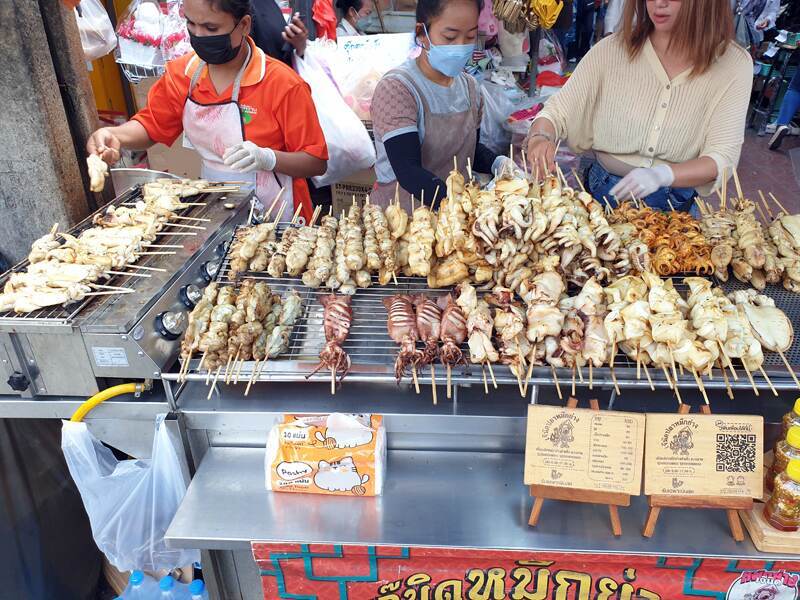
[223,141,277,173]
[610,165,674,201]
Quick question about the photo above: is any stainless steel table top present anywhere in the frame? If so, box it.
[165,446,799,559]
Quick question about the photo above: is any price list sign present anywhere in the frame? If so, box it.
[524,405,646,495]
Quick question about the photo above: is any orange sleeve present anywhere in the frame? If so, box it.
[275,80,329,160]
[130,65,188,146]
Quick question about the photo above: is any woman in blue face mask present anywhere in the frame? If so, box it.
[336,0,373,37]
[369,0,507,207]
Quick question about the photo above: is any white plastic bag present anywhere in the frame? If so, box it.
[294,47,376,187]
[75,0,117,61]
[61,414,199,572]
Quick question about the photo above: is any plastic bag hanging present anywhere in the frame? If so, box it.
[61,414,199,572]
[74,0,117,60]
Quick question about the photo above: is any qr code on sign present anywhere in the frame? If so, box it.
[715,434,756,472]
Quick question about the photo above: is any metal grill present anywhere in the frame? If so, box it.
[169,227,800,390]
[0,186,224,327]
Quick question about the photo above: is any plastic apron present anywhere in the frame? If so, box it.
[182,43,294,221]
[371,70,479,209]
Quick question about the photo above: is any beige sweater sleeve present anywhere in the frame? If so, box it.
[698,59,753,193]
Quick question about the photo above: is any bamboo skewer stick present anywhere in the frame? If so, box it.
[84,290,136,297]
[718,341,739,380]
[264,189,285,221]
[466,157,473,181]
[759,365,778,397]
[482,366,489,395]
[224,351,236,385]
[719,359,734,400]
[245,360,260,396]
[206,361,213,385]
[551,366,563,400]
[667,371,683,404]
[588,362,593,390]
[431,364,438,405]
[136,251,177,256]
[234,358,245,384]
[207,366,222,400]
[143,244,183,249]
[641,360,655,391]
[571,168,586,192]
[661,363,675,390]
[732,168,744,201]
[89,283,134,292]
[523,357,535,395]
[155,232,196,237]
[609,342,620,395]
[331,366,336,395]
[758,191,775,220]
[126,264,167,272]
[755,200,769,223]
[742,361,760,397]
[411,366,420,394]
[576,363,584,384]
[486,361,497,389]
[171,215,211,222]
[769,192,789,216]
[571,365,576,397]
[290,203,304,224]
[516,364,525,397]
[636,346,642,381]
[692,368,710,405]
[776,349,800,387]
[446,365,452,399]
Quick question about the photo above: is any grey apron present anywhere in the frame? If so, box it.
[371,68,480,209]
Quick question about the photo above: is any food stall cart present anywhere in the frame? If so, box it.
[1,178,799,599]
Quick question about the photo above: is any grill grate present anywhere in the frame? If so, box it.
[171,226,800,387]
[0,186,223,326]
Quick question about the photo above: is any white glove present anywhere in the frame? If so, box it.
[610,165,674,201]
[223,141,277,173]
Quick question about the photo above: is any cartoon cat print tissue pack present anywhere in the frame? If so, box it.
[265,414,386,496]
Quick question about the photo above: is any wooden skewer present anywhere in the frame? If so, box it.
[171,215,211,222]
[126,264,167,272]
[755,200,769,223]
[176,202,206,207]
[719,359,734,400]
[776,348,800,387]
[692,368,710,405]
[482,365,489,395]
[89,283,134,292]
[718,341,738,380]
[521,150,528,179]
[666,197,676,211]
[244,360,260,396]
[155,232,196,236]
[641,360,655,391]
[136,251,176,256]
[523,356,535,396]
[143,244,183,249]
[290,203,303,225]
[392,271,399,286]
[636,346,642,380]
[466,157,473,181]
[661,363,674,390]
[570,168,586,192]
[234,358,246,384]
[247,199,256,224]
[769,192,789,216]
[551,366,563,400]
[331,366,336,395]
[430,364,438,405]
[446,365,452,399]
[609,342,620,395]
[223,352,235,385]
[588,362,593,390]
[486,361,497,389]
[411,365,420,394]
[576,363,584,384]
[758,191,775,220]
[205,360,213,385]
[264,189,284,221]
[742,361,760,397]
[84,290,135,297]
[106,271,152,277]
[670,372,683,405]
[207,365,222,400]
[256,356,269,381]
[759,365,778,397]
[668,345,679,383]
[571,365,576,396]
[516,357,525,397]
[273,201,287,227]
[732,167,744,201]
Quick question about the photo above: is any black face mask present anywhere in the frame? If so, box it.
[190,21,242,65]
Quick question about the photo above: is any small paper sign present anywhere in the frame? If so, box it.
[524,405,646,496]
[644,414,763,498]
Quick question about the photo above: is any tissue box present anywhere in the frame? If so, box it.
[265,414,386,496]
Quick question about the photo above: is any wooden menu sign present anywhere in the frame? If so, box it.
[524,404,646,496]
[644,413,763,498]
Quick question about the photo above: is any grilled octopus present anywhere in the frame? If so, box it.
[308,295,353,384]
[439,295,468,367]
[414,294,443,366]
[383,294,422,382]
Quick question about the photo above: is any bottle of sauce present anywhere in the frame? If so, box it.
[764,459,800,532]
[780,399,800,441]
[767,426,800,492]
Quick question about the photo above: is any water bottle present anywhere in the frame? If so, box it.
[189,580,209,600]
[159,576,179,599]
[121,571,156,599]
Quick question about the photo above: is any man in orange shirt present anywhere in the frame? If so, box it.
[86,0,327,222]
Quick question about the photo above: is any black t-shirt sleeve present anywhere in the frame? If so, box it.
[250,0,293,66]
[384,132,445,204]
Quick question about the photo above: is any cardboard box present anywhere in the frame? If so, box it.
[332,168,376,214]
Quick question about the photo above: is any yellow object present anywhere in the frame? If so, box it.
[530,0,563,28]
[794,398,800,415]
[70,383,145,422]
[788,426,800,449]
[787,459,800,483]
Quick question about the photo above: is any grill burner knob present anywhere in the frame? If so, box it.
[155,311,187,340]
[201,259,222,282]
[7,371,29,392]
[179,284,203,308]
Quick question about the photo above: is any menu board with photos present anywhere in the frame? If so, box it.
[644,413,764,498]
[524,405,646,496]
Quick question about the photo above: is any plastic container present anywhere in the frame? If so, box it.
[158,576,187,599]
[120,570,158,599]
[780,398,800,440]
[764,459,800,532]
[189,580,209,600]
[768,426,800,491]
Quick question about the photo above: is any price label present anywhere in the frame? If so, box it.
[644,413,763,498]
[524,405,646,496]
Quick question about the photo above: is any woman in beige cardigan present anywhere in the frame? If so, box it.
[527,0,752,211]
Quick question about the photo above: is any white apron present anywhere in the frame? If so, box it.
[182,44,294,221]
